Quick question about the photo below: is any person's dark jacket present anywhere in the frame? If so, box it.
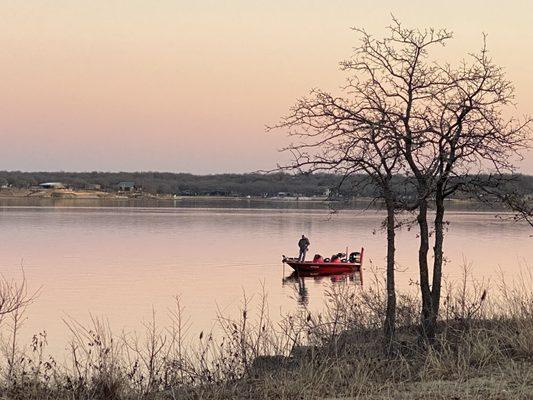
[298,237,310,249]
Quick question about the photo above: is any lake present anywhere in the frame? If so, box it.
[0,200,531,356]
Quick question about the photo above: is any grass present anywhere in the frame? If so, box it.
[1,266,533,399]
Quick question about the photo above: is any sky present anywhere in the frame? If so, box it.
[1,0,533,174]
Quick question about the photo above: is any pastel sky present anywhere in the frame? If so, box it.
[1,0,532,173]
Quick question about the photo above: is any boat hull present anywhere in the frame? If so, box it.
[282,247,364,283]
[283,260,361,274]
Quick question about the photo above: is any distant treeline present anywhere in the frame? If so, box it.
[0,171,350,196]
[1,171,533,198]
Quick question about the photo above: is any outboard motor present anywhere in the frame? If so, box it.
[349,251,361,263]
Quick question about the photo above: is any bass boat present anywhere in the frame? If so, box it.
[282,248,364,275]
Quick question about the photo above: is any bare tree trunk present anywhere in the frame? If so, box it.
[430,185,445,331]
[384,196,396,351]
[417,197,433,339]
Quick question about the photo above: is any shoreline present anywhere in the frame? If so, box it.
[0,188,510,213]
[0,187,489,204]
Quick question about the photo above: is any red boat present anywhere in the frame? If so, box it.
[282,248,364,275]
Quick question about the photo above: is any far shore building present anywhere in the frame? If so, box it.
[117,181,136,192]
[38,182,66,189]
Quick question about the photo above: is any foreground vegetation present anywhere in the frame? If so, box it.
[1,268,533,399]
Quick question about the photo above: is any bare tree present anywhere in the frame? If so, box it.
[507,196,533,228]
[270,76,404,349]
[477,174,533,229]
[338,19,531,340]
[0,269,39,379]
[273,18,531,342]
[336,23,454,341]
[0,269,37,323]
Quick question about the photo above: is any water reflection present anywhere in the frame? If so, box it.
[0,196,507,211]
[282,271,361,306]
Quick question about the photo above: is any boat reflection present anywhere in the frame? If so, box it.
[282,271,360,306]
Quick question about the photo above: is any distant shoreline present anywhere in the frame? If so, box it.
[0,187,510,213]
[2,171,532,202]
[0,187,334,201]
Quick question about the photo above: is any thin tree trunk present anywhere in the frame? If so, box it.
[417,197,433,339]
[431,185,445,331]
[383,196,396,352]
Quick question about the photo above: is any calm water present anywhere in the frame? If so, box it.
[0,201,531,356]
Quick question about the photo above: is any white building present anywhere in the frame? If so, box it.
[38,182,66,189]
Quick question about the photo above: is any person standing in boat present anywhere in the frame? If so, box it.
[298,235,310,261]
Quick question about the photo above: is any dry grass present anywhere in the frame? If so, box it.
[1,267,533,399]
